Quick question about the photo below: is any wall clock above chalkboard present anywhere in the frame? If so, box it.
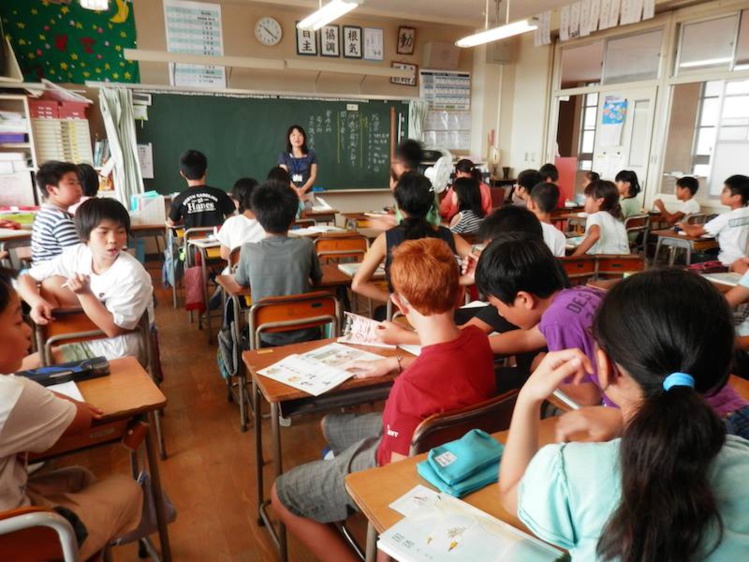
[255,16,283,46]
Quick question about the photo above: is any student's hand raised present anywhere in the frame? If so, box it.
[519,349,592,405]
[555,406,624,443]
[65,273,91,295]
[347,357,397,379]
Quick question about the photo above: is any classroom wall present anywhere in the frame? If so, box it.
[131,0,473,97]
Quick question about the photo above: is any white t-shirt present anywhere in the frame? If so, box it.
[541,222,566,257]
[0,375,76,511]
[704,206,749,265]
[679,198,700,217]
[26,244,154,360]
[216,214,264,252]
[585,211,630,255]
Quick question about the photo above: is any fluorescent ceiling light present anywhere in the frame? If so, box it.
[80,0,110,10]
[297,0,362,32]
[679,57,733,68]
[456,18,538,48]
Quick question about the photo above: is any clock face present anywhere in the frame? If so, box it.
[255,17,282,46]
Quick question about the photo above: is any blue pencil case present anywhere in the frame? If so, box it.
[417,458,499,498]
[426,429,504,486]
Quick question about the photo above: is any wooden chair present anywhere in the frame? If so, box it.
[409,390,520,455]
[34,308,168,460]
[624,213,650,254]
[313,234,369,264]
[0,506,80,562]
[559,256,597,286]
[596,254,646,279]
[247,291,341,350]
[489,187,505,209]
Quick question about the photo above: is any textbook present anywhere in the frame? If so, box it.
[288,225,345,237]
[338,312,396,349]
[337,262,386,278]
[703,272,742,287]
[257,343,384,396]
[378,492,564,562]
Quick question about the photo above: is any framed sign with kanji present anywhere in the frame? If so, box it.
[295,23,318,56]
[342,26,362,59]
[320,25,340,57]
[397,26,416,55]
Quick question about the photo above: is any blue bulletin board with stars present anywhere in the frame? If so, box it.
[1,0,139,84]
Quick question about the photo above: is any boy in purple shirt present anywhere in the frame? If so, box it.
[475,234,605,406]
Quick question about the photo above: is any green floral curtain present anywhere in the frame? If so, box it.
[1,0,139,84]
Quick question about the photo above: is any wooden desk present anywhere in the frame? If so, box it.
[243,338,411,562]
[0,228,32,269]
[345,418,558,561]
[130,223,167,255]
[652,229,718,266]
[34,357,171,562]
[341,212,392,231]
[301,208,338,225]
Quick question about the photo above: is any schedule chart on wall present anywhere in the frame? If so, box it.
[164,0,226,88]
[419,70,471,110]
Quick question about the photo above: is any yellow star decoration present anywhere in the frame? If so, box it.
[68,72,73,79]
[71,53,79,60]
[50,19,56,25]
[60,6,70,14]
[80,62,86,67]
[39,34,46,41]
[120,61,125,67]
[108,24,114,30]
[93,24,98,30]
[124,72,132,80]
[16,23,25,29]
[18,39,26,45]
[104,63,111,70]
[42,0,50,6]
[60,62,68,70]
[49,68,56,74]
[28,53,35,59]
[112,73,120,79]
[95,68,102,74]
[83,71,90,77]
[120,32,126,38]
[115,45,121,51]
[31,9,38,15]
[76,23,83,29]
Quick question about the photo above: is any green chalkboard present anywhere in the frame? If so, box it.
[136,93,409,193]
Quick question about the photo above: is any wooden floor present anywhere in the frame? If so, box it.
[57,267,371,561]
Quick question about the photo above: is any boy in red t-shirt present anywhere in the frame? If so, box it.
[270,238,496,562]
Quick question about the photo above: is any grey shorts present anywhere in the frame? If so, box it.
[275,412,382,523]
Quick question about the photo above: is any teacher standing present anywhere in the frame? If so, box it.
[278,125,318,200]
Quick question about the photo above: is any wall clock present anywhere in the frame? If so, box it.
[255,17,283,46]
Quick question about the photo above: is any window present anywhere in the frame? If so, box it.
[578,92,598,170]
[603,29,663,84]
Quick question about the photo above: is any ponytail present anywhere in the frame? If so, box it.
[394,171,437,240]
[597,388,725,562]
[593,269,734,562]
[585,180,623,220]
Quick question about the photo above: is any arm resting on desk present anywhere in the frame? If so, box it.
[677,222,705,237]
[352,235,389,303]
[572,225,599,257]
[489,326,546,355]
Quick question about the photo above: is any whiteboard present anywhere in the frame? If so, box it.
[709,142,749,196]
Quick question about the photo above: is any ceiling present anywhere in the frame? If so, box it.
[227,0,576,27]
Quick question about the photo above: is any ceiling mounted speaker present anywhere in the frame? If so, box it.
[422,42,460,70]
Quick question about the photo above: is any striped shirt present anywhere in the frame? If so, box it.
[31,204,80,264]
[450,210,484,235]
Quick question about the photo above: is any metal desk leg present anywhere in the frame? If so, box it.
[270,401,288,562]
[145,413,172,562]
[654,238,663,266]
[365,522,378,562]
[685,245,692,265]
[253,378,264,525]
[233,296,249,431]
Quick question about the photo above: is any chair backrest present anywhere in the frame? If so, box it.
[409,390,519,455]
[559,256,597,285]
[248,291,340,349]
[314,234,369,264]
[489,187,505,209]
[596,254,646,278]
[0,506,80,561]
[687,213,707,225]
[624,213,649,233]
[228,247,242,271]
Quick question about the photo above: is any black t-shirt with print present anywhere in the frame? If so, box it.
[169,185,235,229]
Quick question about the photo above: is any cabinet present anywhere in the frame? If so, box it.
[0,94,38,206]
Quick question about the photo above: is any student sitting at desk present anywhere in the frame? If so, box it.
[439,158,492,221]
[448,177,486,235]
[539,162,559,184]
[216,177,263,262]
[31,161,83,265]
[510,169,542,208]
[678,175,749,267]
[18,199,153,368]
[234,181,322,346]
[614,169,642,219]
[351,172,472,319]
[572,180,630,256]
[0,269,142,560]
[499,270,749,562]
[167,149,235,230]
[476,235,604,406]
[528,182,566,257]
[653,175,700,225]
[270,238,496,562]
[68,163,99,215]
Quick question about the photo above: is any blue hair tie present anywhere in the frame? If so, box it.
[663,372,695,392]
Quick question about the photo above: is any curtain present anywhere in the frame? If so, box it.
[99,87,143,206]
[408,99,429,142]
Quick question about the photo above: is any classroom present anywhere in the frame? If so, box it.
[1,0,749,561]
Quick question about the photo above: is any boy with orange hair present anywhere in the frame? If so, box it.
[270,238,496,562]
